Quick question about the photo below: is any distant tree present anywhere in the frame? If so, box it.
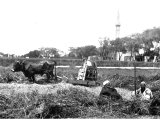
[81,45,99,58]
[68,45,99,59]
[110,38,127,61]
[98,38,113,60]
[39,47,60,58]
[24,50,41,58]
[68,47,78,58]
[141,28,160,53]
[142,28,160,42]
[121,35,142,61]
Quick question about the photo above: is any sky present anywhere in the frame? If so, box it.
[0,0,160,55]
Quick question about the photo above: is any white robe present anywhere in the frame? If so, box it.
[136,88,153,101]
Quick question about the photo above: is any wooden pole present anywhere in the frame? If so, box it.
[134,62,137,95]
[54,62,57,81]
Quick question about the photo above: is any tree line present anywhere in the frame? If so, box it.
[17,27,160,61]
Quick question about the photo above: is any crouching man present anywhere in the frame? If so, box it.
[136,81,153,101]
[99,80,122,100]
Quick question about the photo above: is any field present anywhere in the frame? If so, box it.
[56,67,160,90]
[0,65,160,118]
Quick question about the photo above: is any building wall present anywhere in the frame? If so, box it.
[116,52,133,61]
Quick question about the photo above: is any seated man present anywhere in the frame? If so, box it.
[136,81,153,101]
[99,80,122,100]
[77,58,96,80]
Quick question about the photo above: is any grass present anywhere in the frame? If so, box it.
[56,67,160,90]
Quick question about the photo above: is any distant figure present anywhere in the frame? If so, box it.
[144,56,149,62]
[136,81,153,101]
[77,57,97,81]
[82,58,92,67]
[153,56,157,63]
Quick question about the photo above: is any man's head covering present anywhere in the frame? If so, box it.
[140,81,146,87]
[103,80,110,86]
[88,56,91,61]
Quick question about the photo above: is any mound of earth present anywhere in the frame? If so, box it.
[0,82,102,96]
[0,82,102,118]
[0,81,159,118]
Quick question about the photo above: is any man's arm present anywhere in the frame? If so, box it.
[136,88,141,95]
[145,88,153,99]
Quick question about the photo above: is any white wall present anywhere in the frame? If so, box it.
[116,52,132,61]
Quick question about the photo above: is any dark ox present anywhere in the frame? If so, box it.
[11,61,56,82]
[42,61,57,80]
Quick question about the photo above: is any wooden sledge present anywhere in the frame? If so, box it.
[66,79,100,87]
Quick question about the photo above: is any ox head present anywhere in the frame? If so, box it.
[11,61,23,72]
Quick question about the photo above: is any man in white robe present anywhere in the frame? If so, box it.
[136,81,153,101]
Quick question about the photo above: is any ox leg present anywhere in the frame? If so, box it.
[46,72,50,82]
[48,71,57,81]
[54,74,58,82]
[28,76,34,83]
[31,75,35,83]
[49,71,54,79]
[28,77,33,82]
[49,72,57,82]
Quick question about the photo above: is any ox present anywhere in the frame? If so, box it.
[11,60,56,83]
